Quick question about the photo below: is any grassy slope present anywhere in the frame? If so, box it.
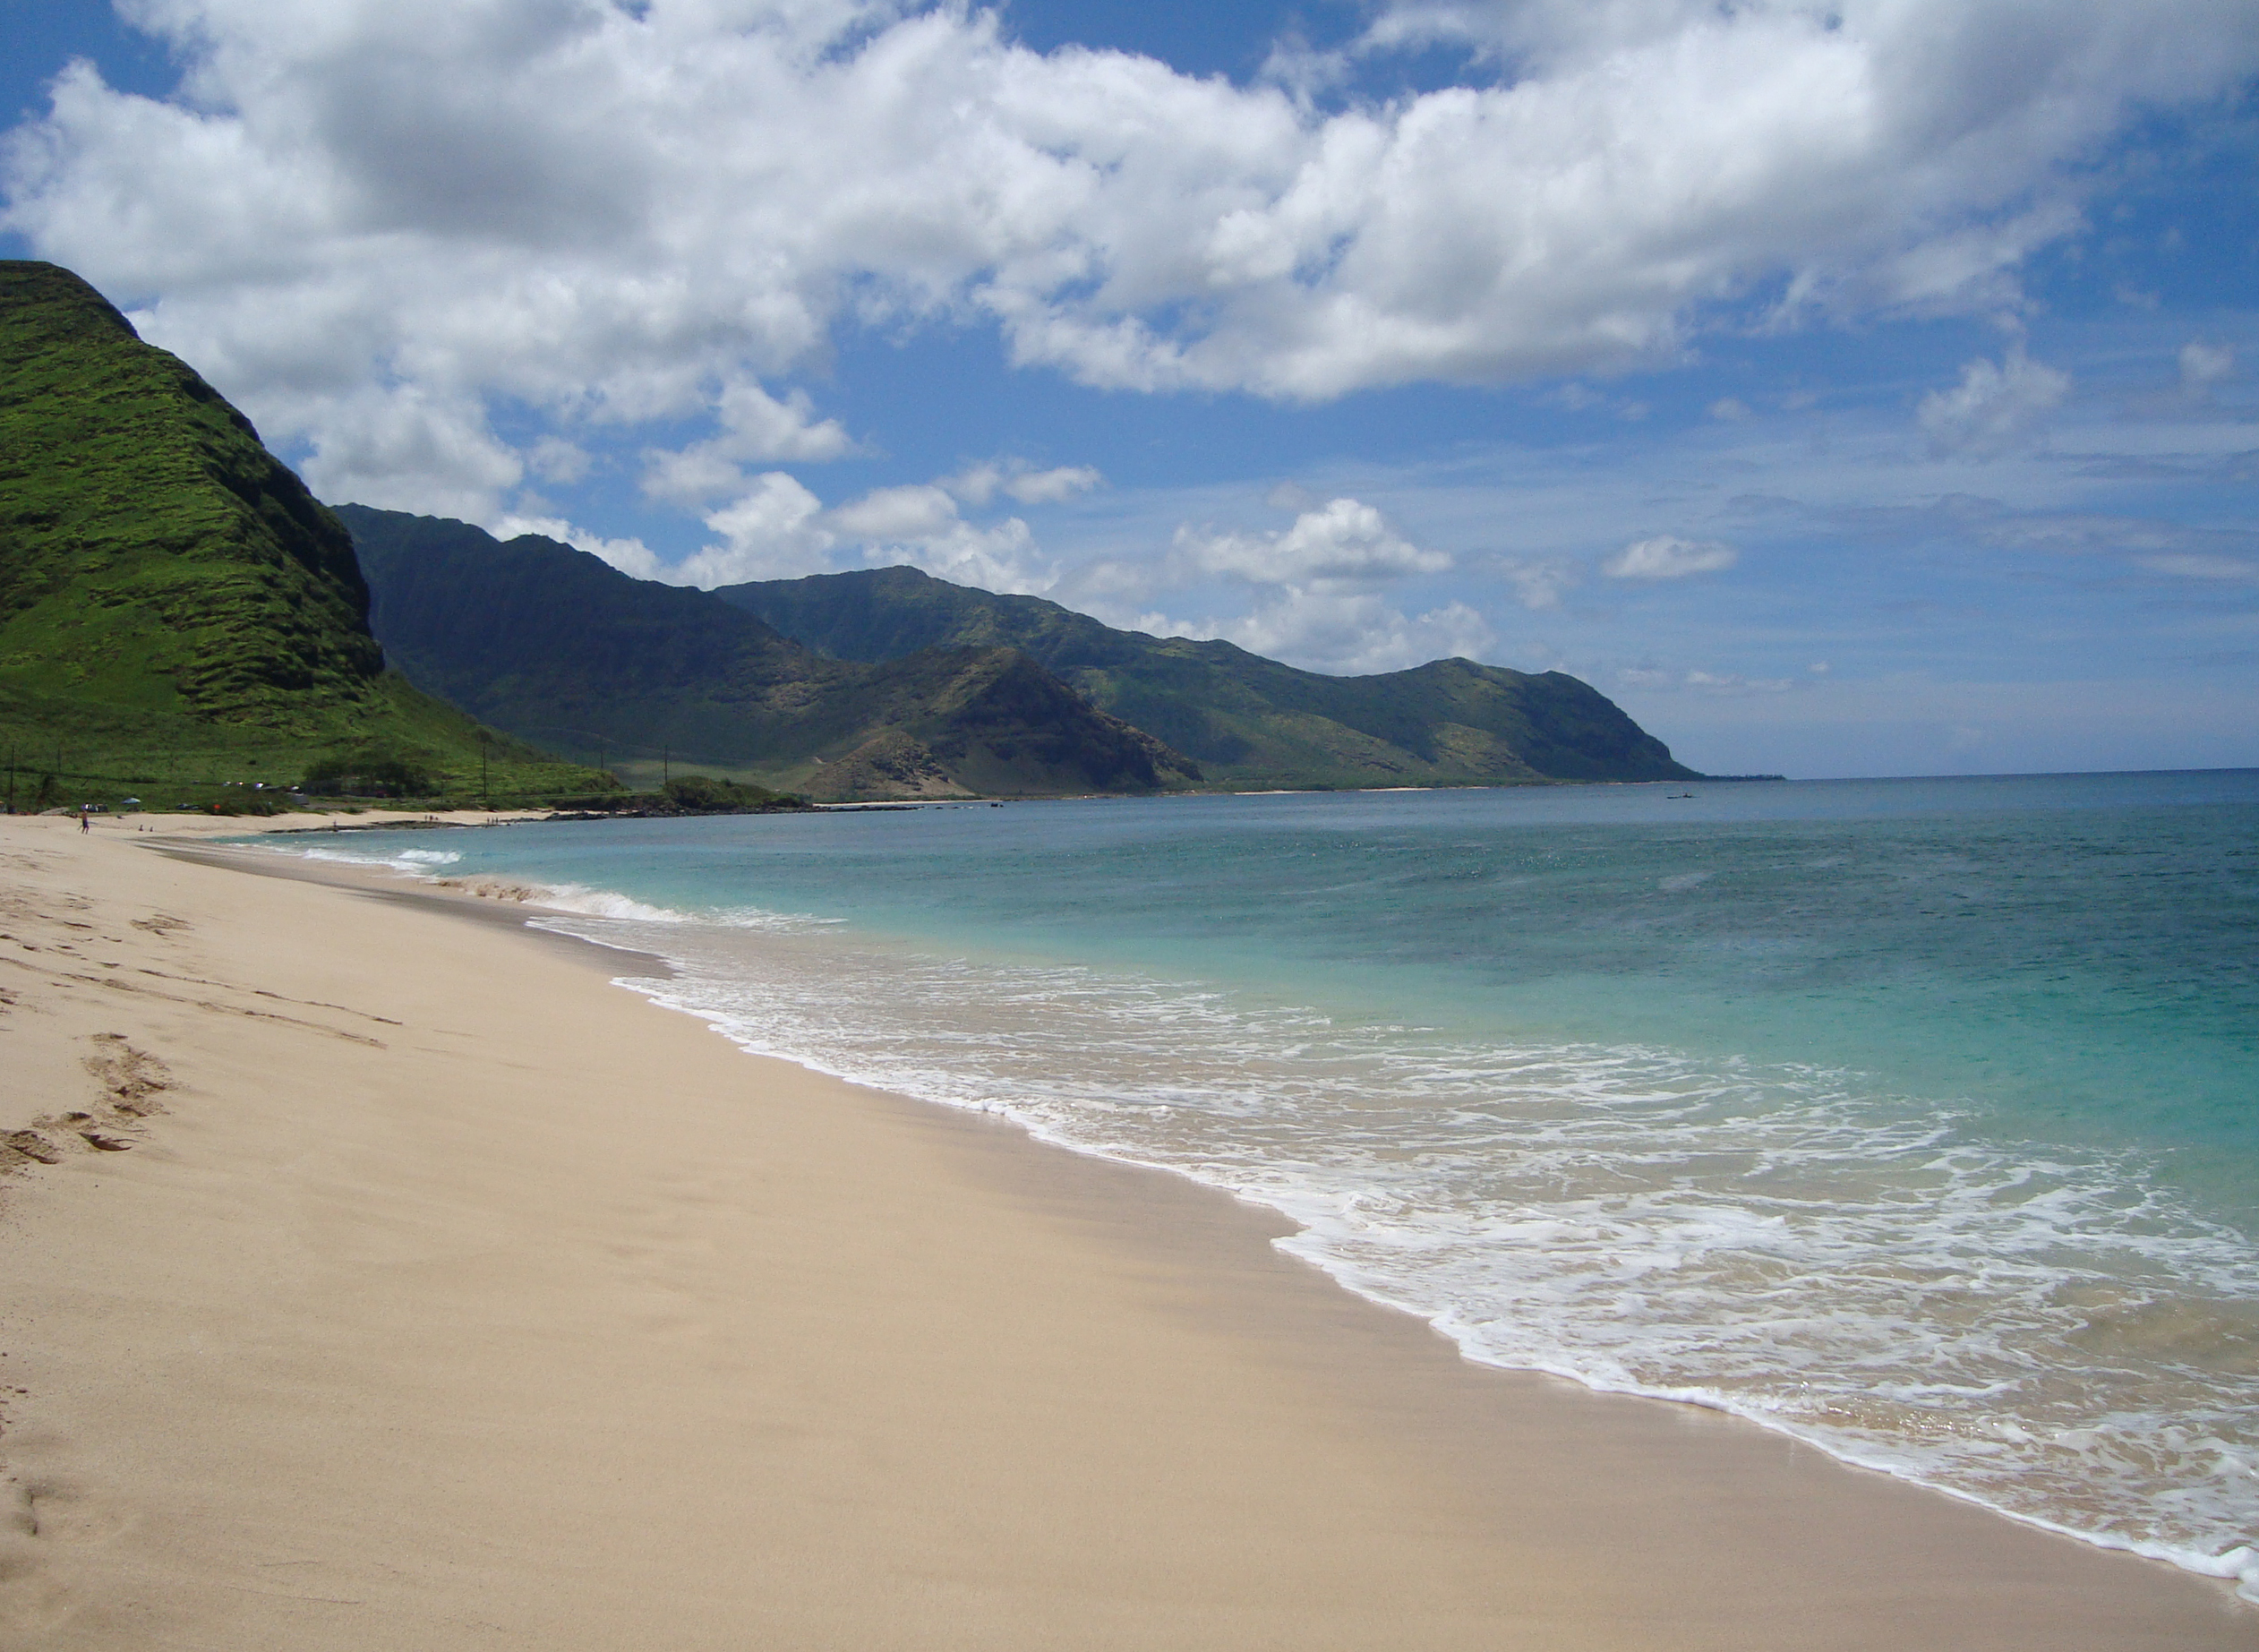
[338,506,1199,800]
[0,261,602,809]
[717,566,1701,787]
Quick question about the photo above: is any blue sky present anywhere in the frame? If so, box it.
[4,0,2255,778]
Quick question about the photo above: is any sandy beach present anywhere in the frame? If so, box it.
[1,810,2250,1648]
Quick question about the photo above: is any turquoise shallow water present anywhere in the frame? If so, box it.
[264,771,2259,1590]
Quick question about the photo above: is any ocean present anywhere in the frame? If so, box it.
[260,770,2259,1594]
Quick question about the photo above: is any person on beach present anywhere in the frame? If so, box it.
[80,809,90,833]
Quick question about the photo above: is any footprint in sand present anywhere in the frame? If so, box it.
[1,1133,61,1168]
[82,1035,170,1116]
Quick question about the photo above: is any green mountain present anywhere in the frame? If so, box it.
[338,507,1200,800]
[0,260,599,808]
[3,252,1687,809]
[717,566,1699,788]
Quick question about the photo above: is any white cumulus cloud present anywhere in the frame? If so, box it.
[828,484,963,543]
[1917,344,2072,456]
[4,0,2253,518]
[826,483,1057,594]
[854,516,1051,595]
[1002,465,1103,505]
[942,461,1102,508]
[672,473,836,588]
[642,382,853,507]
[490,512,664,581]
[293,382,525,519]
[1177,497,1450,585]
[1603,535,1740,580]
[1143,588,1495,675]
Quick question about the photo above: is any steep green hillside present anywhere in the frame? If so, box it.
[0,267,380,723]
[339,507,1199,800]
[719,565,1699,787]
[0,261,602,808]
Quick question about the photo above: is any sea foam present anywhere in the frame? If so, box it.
[533,905,2259,1592]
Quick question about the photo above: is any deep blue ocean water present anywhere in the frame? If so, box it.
[261,770,2259,1590]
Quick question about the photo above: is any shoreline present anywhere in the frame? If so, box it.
[492,884,2259,1600]
[3,811,2251,1647]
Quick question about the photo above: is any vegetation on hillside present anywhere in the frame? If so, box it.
[339,506,1201,800]
[0,671,603,814]
[0,255,1696,809]
[0,261,610,810]
[655,775,801,813]
[718,565,1700,788]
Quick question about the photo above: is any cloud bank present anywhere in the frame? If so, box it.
[7,0,2255,524]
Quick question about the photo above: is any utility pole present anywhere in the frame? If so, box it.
[479,730,491,809]
[663,744,670,787]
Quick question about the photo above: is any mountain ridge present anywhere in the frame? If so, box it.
[338,506,1201,800]
[1,255,1707,807]
[717,564,1699,787]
